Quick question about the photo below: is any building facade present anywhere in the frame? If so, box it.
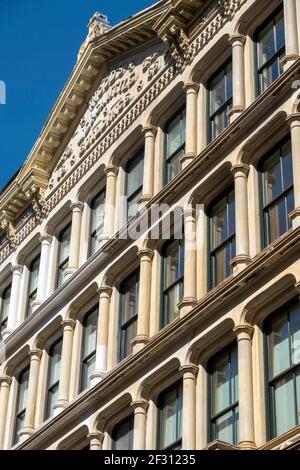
[0,0,300,451]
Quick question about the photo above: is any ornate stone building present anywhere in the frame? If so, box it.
[0,0,300,451]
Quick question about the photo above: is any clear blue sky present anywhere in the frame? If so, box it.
[0,0,155,191]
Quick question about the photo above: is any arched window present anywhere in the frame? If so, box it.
[119,270,140,361]
[208,60,232,142]
[255,6,285,95]
[157,382,183,450]
[45,338,62,419]
[208,344,239,445]
[161,238,184,327]
[0,284,11,335]
[265,298,300,438]
[260,137,294,246]
[57,224,71,287]
[14,367,29,445]
[112,414,134,450]
[80,306,98,391]
[165,108,186,184]
[208,188,235,289]
[27,255,40,317]
[90,189,105,255]
[125,148,144,221]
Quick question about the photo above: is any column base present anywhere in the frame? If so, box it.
[230,255,251,274]
[53,399,69,416]
[228,105,245,123]
[239,441,257,450]
[1,328,13,340]
[64,268,76,280]
[131,335,150,353]
[18,427,34,442]
[289,207,300,229]
[281,54,299,72]
[180,153,196,169]
[90,370,107,386]
[178,297,198,317]
[138,194,153,206]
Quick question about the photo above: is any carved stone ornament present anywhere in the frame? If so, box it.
[0,216,17,250]
[25,185,49,224]
[219,0,240,19]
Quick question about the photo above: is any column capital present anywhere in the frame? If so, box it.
[142,125,157,136]
[29,349,43,360]
[104,165,119,176]
[61,319,76,330]
[70,201,84,212]
[233,323,254,338]
[137,248,154,260]
[87,431,105,442]
[39,234,53,244]
[286,113,300,128]
[231,163,250,178]
[0,376,12,387]
[180,364,199,378]
[229,33,246,46]
[97,286,113,297]
[183,81,200,94]
[184,207,198,219]
[11,264,23,275]
[131,399,149,412]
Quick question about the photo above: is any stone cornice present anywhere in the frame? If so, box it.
[0,0,246,258]
[14,225,300,449]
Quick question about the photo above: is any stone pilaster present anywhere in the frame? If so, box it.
[229,34,246,122]
[54,320,75,414]
[140,126,157,204]
[179,208,197,316]
[180,364,198,450]
[282,0,299,70]
[103,165,119,238]
[131,400,149,450]
[287,114,300,228]
[87,431,105,450]
[182,82,199,168]
[2,264,23,339]
[0,376,12,449]
[34,234,52,307]
[66,202,84,277]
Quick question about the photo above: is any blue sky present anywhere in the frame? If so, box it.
[0,0,155,191]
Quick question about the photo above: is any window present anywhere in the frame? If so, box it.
[265,299,300,438]
[255,7,285,95]
[119,271,139,361]
[81,306,98,391]
[126,149,144,220]
[158,382,183,450]
[260,138,294,246]
[0,284,11,335]
[165,108,186,183]
[209,344,239,445]
[209,188,235,288]
[90,189,105,255]
[208,61,232,141]
[57,224,71,287]
[45,338,62,419]
[27,255,40,317]
[14,367,29,445]
[112,415,134,450]
[161,239,184,327]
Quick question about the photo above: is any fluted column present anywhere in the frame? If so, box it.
[233,324,256,450]
[131,400,149,450]
[19,349,42,442]
[0,376,11,449]
[132,249,154,353]
[66,202,84,276]
[229,34,246,122]
[103,165,118,238]
[282,0,299,70]
[3,264,23,338]
[87,431,105,450]
[35,234,52,306]
[54,320,75,414]
[91,287,112,386]
[180,365,198,450]
[182,82,199,168]
[231,164,251,273]
[179,208,197,317]
[287,114,300,228]
[140,126,157,204]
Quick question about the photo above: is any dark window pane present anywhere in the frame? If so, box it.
[258,22,275,67]
[290,305,300,366]
[263,150,282,204]
[215,410,237,444]
[158,384,182,450]
[275,11,285,50]
[282,142,293,190]
[268,198,287,242]
[287,191,295,229]
[112,416,134,450]
[269,313,290,378]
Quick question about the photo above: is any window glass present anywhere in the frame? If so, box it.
[158,383,182,450]
[112,415,134,450]
[119,271,139,361]
[81,307,98,390]
[57,224,71,287]
[1,284,11,333]
[46,339,62,418]
[90,190,105,255]
[165,108,186,183]
[209,62,232,141]
[162,239,184,327]
[126,149,144,220]
[14,367,29,444]
[27,256,40,316]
